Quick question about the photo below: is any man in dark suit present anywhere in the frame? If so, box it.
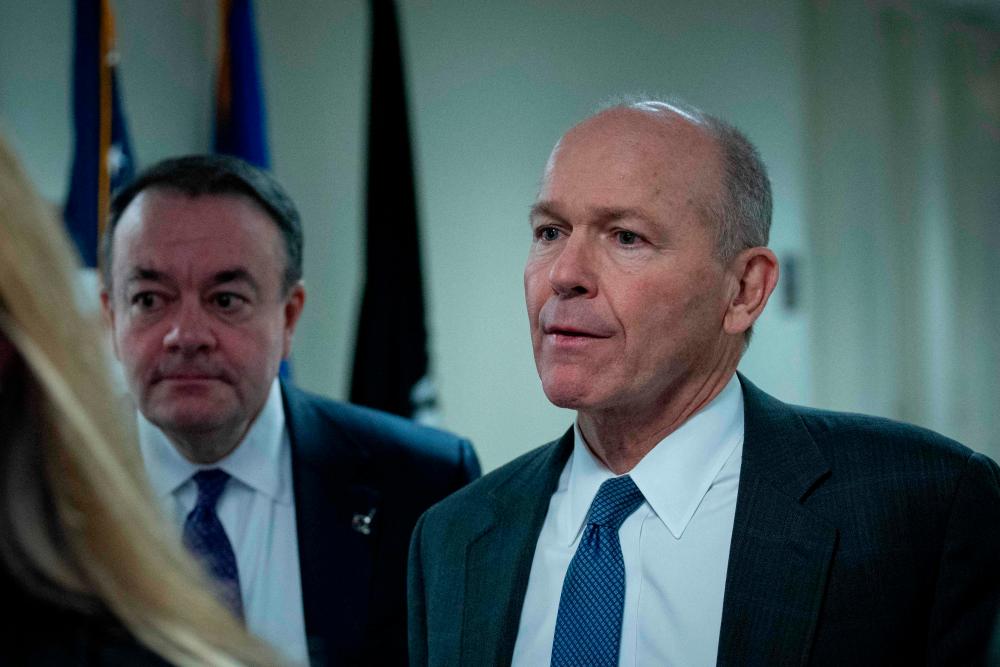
[408,100,1000,666]
[101,155,480,666]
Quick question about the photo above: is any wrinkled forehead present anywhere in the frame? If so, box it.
[116,189,276,243]
[116,187,272,231]
[548,106,720,176]
[540,107,724,211]
[111,189,285,282]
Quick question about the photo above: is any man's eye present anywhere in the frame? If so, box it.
[537,226,561,242]
[616,230,639,245]
[131,293,161,310]
[212,293,245,311]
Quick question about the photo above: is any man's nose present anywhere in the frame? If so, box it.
[548,236,596,297]
[163,302,216,354]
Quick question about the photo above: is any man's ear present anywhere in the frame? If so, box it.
[723,247,779,336]
[281,282,306,359]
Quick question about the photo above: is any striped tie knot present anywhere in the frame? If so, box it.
[586,475,645,531]
[192,468,231,509]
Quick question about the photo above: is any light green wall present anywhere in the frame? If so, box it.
[1,0,811,470]
[262,0,814,470]
[803,0,1000,458]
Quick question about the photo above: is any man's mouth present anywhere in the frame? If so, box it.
[154,370,225,384]
[543,325,613,342]
[537,301,616,342]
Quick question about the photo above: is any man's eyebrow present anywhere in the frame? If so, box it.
[126,267,167,284]
[529,202,653,225]
[590,206,654,225]
[123,267,261,294]
[529,202,564,223]
[211,268,260,293]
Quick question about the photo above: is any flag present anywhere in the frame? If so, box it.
[213,0,269,168]
[214,0,290,378]
[350,0,436,422]
[64,0,135,268]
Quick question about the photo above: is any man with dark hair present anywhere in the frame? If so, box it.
[102,154,304,293]
[408,101,1000,666]
[101,154,480,666]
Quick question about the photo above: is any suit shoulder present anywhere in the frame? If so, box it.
[742,375,984,468]
[423,439,559,522]
[786,403,994,481]
[283,383,476,471]
[794,404,966,452]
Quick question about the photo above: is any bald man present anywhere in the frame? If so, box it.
[407,100,1000,666]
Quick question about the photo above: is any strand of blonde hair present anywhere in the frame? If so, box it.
[0,133,282,666]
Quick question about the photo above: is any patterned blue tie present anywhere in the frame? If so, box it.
[551,475,645,667]
[183,469,243,619]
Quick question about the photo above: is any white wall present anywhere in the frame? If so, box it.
[0,1,214,200]
[1,0,812,471]
[802,0,1000,459]
[262,0,814,471]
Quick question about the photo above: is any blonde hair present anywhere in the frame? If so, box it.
[0,135,281,666]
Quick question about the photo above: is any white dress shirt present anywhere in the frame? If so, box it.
[512,374,744,667]
[138,379,308,666]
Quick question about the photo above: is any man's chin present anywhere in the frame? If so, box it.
[151,411,230,436]
[541,380,596,410]
[153,376,228,394]
[143,396,236,437]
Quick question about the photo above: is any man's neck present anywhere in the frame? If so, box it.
[578,366,738,475]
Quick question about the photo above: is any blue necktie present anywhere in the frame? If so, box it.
[183,469,244,619]
[551,475,645,667]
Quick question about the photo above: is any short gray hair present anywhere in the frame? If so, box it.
[602,96,772,262]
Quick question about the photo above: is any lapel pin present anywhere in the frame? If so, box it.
[352,508,376,535]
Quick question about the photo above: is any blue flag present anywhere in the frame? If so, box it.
[64,0,136,268]
[213,0,269,168]
[213,0,289,378]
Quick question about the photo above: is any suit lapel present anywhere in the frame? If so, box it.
[448,377,834,664]
[460,431,573,666]
[282,382,379,666]
[717,375,837,666]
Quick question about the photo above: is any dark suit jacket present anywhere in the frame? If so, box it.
[409,375,1000,666]
[282,381,480,666]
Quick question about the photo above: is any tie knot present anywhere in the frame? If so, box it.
[586,475,645,530]
[192,469,231,509]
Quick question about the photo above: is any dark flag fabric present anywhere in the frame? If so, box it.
[64,0,135,268]
[350,0,436,422]
[213,0,269,168]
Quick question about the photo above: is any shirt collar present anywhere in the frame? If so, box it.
[563,373,744,543]
[138,379,291,505]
